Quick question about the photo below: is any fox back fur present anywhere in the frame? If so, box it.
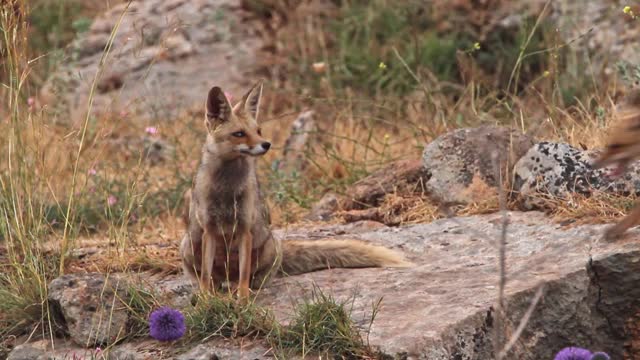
[180,82,412,296]
[593,88,640,240]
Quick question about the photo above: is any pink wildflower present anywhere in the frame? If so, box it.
[145,126,158,135]
[107,195,118,206]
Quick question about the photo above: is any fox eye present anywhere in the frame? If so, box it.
[257,128,262,136]
[232,131,246,138]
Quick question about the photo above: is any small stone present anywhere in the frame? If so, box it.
[7,344,45,360]
[305,192,341,221]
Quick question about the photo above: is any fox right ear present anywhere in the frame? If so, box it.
[205,86,232,128]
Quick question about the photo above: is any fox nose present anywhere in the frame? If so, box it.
[261,142,271,151]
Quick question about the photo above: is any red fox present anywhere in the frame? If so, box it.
[593,89,640,240]
[180,82,412,298]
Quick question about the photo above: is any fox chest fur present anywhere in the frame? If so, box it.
[193,155,257,241]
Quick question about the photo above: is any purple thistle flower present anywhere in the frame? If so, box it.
[149,307,186,341]
[590,352,610,360]
[554,347,593,360]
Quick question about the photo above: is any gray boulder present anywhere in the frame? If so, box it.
[422,126,534,205]
[48,273,130,346]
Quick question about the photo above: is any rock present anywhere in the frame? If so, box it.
[105,135,175,166]
[153,274,195,309]
[274,110,317,176]
[549,1,640,79]
[343,159,428,210]
[255,212,640,359]
[48,273,130,347]
[7,339,104,360]
[143,136,175,165]
[422,126,535,205]
[162,32,195,60]
[176,339,270,360]
[7,344,45,360]
[303,159,427,224]
[304,192,341,221]
[273,220,388,241]
[106,341,163,360]
[513,142,640,209]
[40,0,264,124]
[42,213,640,358]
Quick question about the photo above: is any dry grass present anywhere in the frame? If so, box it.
[551,191,638,226]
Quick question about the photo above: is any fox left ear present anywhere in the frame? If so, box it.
[242,81,263,121]
[206,86,232,129]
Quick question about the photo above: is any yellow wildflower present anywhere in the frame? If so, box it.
[623,6,636,18]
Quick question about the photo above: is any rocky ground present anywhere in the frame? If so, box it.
[9,213,640,359]
[39,0,264,125]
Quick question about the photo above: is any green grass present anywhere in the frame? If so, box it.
[121,284,161,340]
[278,285,379,359]
[0,0,131,346]
[43,175,191,235]
[185,292,280,341]
[0,0,58,346]
[182,286,379,359]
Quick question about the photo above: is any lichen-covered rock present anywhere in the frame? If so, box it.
[422,126,534,204]
[513,142,640,209]
[48,273,130,347]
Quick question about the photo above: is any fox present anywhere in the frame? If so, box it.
[592,88,640,240]
[180,81,412,298]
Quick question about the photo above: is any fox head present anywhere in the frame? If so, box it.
[593,89,640,177]
[203,82,271,159]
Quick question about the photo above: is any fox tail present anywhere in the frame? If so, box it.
[280,239,413,275]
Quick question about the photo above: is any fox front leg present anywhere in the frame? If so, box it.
[237,231,253,299]
[199,229,217,292]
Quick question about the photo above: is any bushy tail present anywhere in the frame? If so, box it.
[280,239,413,276]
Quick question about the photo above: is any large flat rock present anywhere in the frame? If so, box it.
[262,212,640,359]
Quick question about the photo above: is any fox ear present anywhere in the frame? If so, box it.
[205,86,232,128]
[242,81,263,121]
